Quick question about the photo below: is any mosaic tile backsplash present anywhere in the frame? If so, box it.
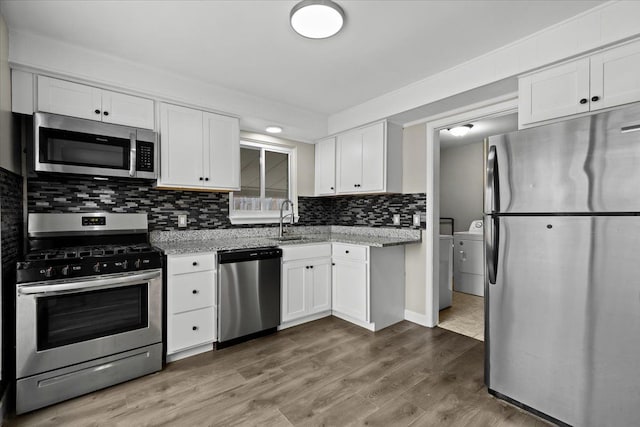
[28,176,426,231]
[1,167,23,288]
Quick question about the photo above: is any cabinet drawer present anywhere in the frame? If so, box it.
[282,243,331,262]
[169,270,215,314]
[332,243,368,262]
[168,252,215,275]
[168,307,215,353]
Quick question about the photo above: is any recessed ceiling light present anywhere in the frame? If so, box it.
[266,126,283,134]
[448,124,474,137]
[290,0,345,39]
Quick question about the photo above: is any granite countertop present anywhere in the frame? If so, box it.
[153,227,422,255]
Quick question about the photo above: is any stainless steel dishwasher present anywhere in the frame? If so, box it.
[217,247,282,346]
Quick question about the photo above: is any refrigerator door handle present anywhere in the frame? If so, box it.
[486,215,498,285]
[486,145,500,213]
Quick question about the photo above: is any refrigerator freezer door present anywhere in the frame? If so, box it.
[489,215,640,426]
[487,102,640,214]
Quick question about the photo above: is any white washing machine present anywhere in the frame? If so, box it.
[453,219,484,296]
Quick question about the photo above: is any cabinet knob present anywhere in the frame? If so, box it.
[199,177,204,181]
[205,177,209,181]
[332,263,335,266]
[310,265,314,269]
[579,98,588,104]
[192,326,199,331]
[192,289,199,294]
[94,109,101,114]
[305,266,309,269]
[345,250,349,254]
[103,111,109,116]
[330,187,334,190]
[192,261,198,266]
[591,96,600,102]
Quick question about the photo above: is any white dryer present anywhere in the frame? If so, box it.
[453,219,484,296]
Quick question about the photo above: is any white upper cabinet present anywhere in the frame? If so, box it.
[158,103,240,191]
[590,40,640,111]
[37,76,154,129]
[314,137,336,196]
[518,59,591,126]
[203,112,240,190]
[159,103,204,187]
[331,120,401,196]
[519,39,640,127]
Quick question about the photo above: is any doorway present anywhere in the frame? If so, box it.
[422,94,518,329]
[436,114,517,340]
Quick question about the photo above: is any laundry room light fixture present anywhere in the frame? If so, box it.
[448,124,474,137]
[290,0,345,39]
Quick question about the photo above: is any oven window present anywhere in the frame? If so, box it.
[36,284,148,351]
[40,127,130,170]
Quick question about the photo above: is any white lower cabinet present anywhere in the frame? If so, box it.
[166,252,217,361]
[331,243,405,332]
[280,244,332,328]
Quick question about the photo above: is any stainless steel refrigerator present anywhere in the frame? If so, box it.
[485,103,640,426]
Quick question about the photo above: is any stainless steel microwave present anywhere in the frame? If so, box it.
[34,112,157,180]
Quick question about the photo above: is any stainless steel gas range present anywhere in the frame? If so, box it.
[15,213,163,414]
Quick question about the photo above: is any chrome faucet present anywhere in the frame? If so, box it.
[279,199,294,238]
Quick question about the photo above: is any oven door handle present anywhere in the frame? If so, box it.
[18,270,161,295]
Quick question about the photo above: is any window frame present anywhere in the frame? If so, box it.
[229,139,298,225]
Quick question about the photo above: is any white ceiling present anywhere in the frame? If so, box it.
[1,0,604,124]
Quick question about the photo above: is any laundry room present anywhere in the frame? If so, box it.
[437,113,518,340]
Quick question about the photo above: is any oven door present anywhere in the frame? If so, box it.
[16,269,162,379]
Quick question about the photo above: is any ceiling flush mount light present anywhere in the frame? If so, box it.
[266,126,283,134]
[290,0,345,39]
[448,124,474,137]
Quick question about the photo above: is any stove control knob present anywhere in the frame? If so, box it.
[61,265,70,276]
[93,262,101,273]
[122,260,129,270]
[134,259,142,269]
[44,267,55,278]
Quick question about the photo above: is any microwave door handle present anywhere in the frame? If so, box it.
[18,270,161,295]
[129,132,136,177]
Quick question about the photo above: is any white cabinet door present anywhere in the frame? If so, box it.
[203,112,240,190]
[38,76,101,121]
[332,258,368,322]
[282,261,308,322]
[519,58,591,126]
[101,90,154,129]
[314,137,336,195]
[360,122,385,192]
[336,130,362,193]
[591,40,640,111]
[159,103,204,187]
[310,259,332,314]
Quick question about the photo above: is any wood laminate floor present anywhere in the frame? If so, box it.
[9,317,549,426]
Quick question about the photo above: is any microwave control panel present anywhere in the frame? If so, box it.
[136,141,155,172]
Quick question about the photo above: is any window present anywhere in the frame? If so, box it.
[229,140,297,224]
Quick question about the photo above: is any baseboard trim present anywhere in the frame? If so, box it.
[278,311,331,330]
[166,343,214,363]
[404,309,434,327]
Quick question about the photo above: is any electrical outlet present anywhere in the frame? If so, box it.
[178,214,187,228]
[413,213,421,227]
[392,214,400,226]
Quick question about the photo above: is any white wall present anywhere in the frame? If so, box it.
[329,2,640,134]
[403,123,427,318]
[440,141,484,233]
[0,14,18,174]
[8,31,327,143]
